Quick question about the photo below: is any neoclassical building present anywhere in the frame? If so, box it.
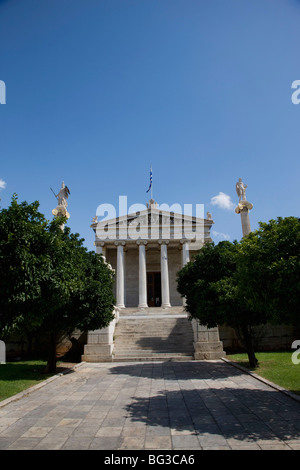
[91,199,214,309]
[82,198,226,362]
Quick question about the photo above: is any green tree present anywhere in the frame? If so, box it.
[0,195,51,338]
[177,217,300,367]
[0,195,115,372]
[177,241,265,367]
[237,217,300,329]
[40,226,115,372]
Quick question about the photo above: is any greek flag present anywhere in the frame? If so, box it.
[146,165,153,193]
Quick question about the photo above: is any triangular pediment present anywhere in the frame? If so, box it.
[92,206,212,229]
[91,204,213,244]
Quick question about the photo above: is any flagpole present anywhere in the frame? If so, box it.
[150,164,153,200]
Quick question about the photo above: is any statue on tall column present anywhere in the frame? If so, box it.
[235,177,253,237]
[51,181,70,220]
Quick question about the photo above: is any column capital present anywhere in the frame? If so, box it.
[158,239,169,245]
[136,240,148,246]
[95,241,106,246]
[114,241,126,246]
[180,239,190,245]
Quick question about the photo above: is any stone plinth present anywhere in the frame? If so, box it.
[191,319,225,360]
[82,309,119,362]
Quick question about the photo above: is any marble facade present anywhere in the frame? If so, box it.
[91,199,214,309]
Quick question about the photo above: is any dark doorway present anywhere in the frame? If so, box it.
[147,272,161,307]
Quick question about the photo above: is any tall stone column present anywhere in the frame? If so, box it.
[239,206,252,237]
[96,242,106,260]
[181,240,190,266]
[115,241,125,308]
[159,241,171,308]
[137,240,148,309]
[235,178,253,237]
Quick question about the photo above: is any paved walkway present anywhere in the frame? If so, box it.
[1,360,300,450]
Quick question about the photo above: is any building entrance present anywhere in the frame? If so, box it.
[147,272,161,307]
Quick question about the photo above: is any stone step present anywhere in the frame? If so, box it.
[119,307,186,316]
[81,353,194,363]
[114,347,194,353]
[113,349,193,355]
[113,355,195,362]
[115,332,193,338]
[119,319,190,324]
[86,344,194,354]
[115,338,193,349]
[114,341,193,352]
[117,320,192,328]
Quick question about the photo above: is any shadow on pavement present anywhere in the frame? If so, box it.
[108,361,300,446]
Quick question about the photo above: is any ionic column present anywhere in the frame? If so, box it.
[115,241,125,308]
[181,240,190,266]
[137,240,148,309]
[159,240,171,308]
[96,242,106,260]
[235,178,253,237]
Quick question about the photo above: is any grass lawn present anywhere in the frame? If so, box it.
[0,360,54,402]
[228,351,300,396]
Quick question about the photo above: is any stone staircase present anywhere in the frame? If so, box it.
[82,307,225,362]
[112,308,195,362]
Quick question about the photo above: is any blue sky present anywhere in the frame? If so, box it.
[0,0,299,250]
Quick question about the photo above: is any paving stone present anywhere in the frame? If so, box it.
[56,418,82,428]
[61,437,92,450]
[21,426,52,438]
[0,437,18,449]
[172,434,201,448]
[89,436,121,450]
[120,436,145,449]
[145,435,172,449]
[7,437,42,450]
[96,426,124,437]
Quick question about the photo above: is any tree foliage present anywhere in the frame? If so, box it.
[0,195,115,372]
[237,217,300,327]
[177,217,300,368]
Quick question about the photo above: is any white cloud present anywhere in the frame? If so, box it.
[212,230,231,241]
[0,179,6,190]
[210,192,235,211]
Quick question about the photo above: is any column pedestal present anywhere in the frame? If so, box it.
[192,321,226,360]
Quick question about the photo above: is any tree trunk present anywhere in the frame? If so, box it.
[241,325,258,368]
[27,332,33,357]
[45,332,57,373]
